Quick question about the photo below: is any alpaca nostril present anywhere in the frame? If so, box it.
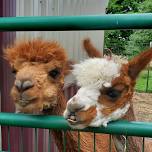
[22,80,34,91]
[15,80,34,91]
[15,80,22,91]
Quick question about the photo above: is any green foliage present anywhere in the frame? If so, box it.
[104,30,132,55]
[138,0,152,12]
[124,0,152,56]
[104,0,152,56]
[107,0,143,14]
[125,30,152,56]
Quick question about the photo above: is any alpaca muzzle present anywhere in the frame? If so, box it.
[64,97,85,125]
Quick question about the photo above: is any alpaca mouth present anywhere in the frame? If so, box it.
[64,106,85,126]
[67,117,86,129]
[18,96,37,107]
[19,99,30,107]
[67,118,77,124]
[41,103,53,114]
[67,113,81,125]
[65,111,88,129]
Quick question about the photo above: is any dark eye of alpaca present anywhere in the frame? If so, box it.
[49,68,60,79]
[106,88,121,99]
[12,68,17,74]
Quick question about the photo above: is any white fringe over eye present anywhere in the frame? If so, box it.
[72,58,121,88]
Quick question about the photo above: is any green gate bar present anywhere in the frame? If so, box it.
[0,112,152,138]
[0,13,152,31]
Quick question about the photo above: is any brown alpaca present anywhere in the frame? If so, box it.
[4,39,117,152]
[64,39,152,152]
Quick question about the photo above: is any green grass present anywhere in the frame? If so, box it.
[135,69,152,93]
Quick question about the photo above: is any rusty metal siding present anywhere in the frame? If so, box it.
[0,1,22,152]
[0,2,3,151]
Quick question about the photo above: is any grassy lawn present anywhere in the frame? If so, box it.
[135,69,152,93]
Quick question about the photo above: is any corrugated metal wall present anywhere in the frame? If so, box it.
[16,0,109,87]
[16,0,108,62]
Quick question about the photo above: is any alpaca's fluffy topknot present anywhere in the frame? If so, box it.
[4,39,67,64]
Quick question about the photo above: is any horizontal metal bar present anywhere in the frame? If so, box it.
[0,113,152,138]
[0,13,152,31]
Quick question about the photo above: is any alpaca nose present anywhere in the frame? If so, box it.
[15,80,34,92]
[68,97,85,113]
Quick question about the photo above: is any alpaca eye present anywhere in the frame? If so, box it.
[12,68,17,74]
[49,68,60,79]
[106,88,121,99]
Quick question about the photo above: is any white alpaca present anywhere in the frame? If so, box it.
[64,58,130,129]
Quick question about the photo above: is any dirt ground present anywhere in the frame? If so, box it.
[132,92,152,151]
[133,92,152,122]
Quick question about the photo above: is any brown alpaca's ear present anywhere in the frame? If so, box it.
[63,60,74,75]
[3,47,15,66]
[83,38,103,58]
[128,48,152,80]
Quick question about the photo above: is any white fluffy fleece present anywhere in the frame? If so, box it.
[72,58,121,88]
[64,58,130,129]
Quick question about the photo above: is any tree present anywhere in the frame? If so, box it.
[104,30,132,55]
[104,0,144,55]
[106,0,144,14]
[125,30,152,57]
[125,0,152,56]
[138,0,152,12]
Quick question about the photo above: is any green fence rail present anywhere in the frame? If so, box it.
[0,112,152,138]
[0,13,152,31]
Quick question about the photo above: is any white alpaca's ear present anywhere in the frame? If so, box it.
[83,38,103,58]
[128,48,152,80]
